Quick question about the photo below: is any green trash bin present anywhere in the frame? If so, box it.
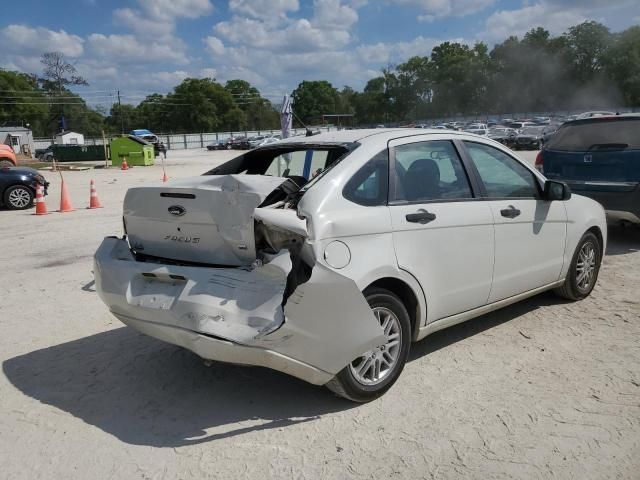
[110,135,155,167]
[49,145,107,162]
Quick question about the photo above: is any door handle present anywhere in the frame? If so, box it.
[405,209,436,224]
[500,205,521,218]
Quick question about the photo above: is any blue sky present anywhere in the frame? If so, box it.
[2,0,639,107]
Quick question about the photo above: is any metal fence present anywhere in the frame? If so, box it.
[33,127,337,151]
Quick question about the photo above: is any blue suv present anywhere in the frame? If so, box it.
[536,114,640,225]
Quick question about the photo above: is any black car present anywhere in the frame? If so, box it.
[0,166,49,210]
[206,136,248,150]
[537,114,640,224]
[487,127,517,147]
[514,126,546,150]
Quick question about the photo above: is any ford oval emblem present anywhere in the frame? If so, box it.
[168,205,186,216]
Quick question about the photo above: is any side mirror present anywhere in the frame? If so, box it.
[544,180,571,201]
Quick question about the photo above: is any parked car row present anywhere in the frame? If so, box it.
[207,134,282,151]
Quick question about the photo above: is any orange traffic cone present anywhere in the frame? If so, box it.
[121,157,129,170]
[33,184,49,215]
[87,179,103,209]
[162,170,169,182]
[58,177,75,213]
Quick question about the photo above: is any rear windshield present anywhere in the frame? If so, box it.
[203,144,354,182]
[547,118,640,151]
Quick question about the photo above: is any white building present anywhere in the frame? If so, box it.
[54,131,84,145]
[0,126,35,155]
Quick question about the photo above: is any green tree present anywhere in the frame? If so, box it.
[353,76,391,124]
[0,70,49,136]
[225,79,278,130]
[563,21,612,82]
[430,42,489,116]
[167,78,242,132]
[135,94,167,132]
[291,80,342,125]
[106,103,139,134]
[604,26,640,106]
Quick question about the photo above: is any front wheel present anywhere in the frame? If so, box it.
[554,232,601,300]
[326,287,411,402]
[0,159,14,168]
[4,185,34,209]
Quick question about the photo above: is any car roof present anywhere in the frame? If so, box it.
[563,113,640,126]
[276,128,445,145]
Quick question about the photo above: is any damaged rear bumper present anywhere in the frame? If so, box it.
[94,237,385,385]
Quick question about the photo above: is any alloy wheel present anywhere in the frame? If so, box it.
[349,307,402,386]
[576,241,597,293]
[8,187,31,208]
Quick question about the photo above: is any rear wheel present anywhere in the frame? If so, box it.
[0,159,14,168]
[554,232,601,300]
[4,185,34,209]
[326,288,411,402]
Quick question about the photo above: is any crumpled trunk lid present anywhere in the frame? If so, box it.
[124,174,287,266]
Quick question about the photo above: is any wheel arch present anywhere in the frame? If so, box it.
[364,276,424,341]
[586,225,604,256]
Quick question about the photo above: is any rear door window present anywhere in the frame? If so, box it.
[547,118,640,151]
[392,140,473,202]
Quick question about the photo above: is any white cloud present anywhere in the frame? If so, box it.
[313,0,359,29]
[481,0,640,44]
[199,67,218,78]
[137,0,213,20]
[390,0,496,18]
[204,36,225,55]
[214,16,351,52]
[229,0,299,19]
[357,35,462,65]
[0,25,84,57]
[110,0,213,69]
[482,2,585,43]
[113,8,173,39]
[88,33,188,64]
[417,14,435,22]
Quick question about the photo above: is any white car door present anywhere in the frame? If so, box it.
[461,141,567,302]
[388,138,495,323]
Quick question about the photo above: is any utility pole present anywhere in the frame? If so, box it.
[118,90,124,134]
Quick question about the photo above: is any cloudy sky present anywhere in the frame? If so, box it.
[1,0,639,105]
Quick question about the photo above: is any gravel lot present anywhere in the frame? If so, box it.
[1,149,639,479]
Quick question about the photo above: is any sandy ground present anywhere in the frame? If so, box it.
[1,149,639,480]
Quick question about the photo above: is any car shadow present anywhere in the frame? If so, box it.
[3,328,354,447]
[605,225,640,256]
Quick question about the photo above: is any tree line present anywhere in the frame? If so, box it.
[292,22,640,125]
[1,21,639,137]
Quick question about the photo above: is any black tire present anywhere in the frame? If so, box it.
[554,232,601,300]
[0,159,14,168]
[4,185,34,210]
[326,287,411,402]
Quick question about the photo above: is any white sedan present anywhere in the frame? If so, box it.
[94,129,606,402]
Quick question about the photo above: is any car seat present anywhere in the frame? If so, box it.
[403,158,441,201]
